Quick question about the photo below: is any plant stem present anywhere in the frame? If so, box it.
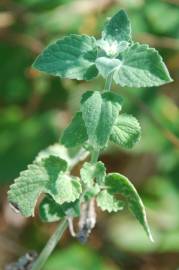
[90,73,114,164]
[31,218,68,270]
[91,149,100,164]
[104,72,113,91]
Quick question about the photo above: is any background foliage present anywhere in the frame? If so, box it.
[0,0,179,269]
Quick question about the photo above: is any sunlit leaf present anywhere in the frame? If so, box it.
[110,114,141,148]
[97,190,124,212]
[105,173,153,241]
[80,161,106,186]
[33,35,98,80]
[99,10,131,57]
[113,43,172,87]
[8,156,82,216]
[81,91,123,148]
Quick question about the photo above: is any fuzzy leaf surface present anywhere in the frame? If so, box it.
[95,57,121,78]
[61,112,88,148]
[39,195,80,222]
[80,161,106,186]
[33,34,98,80]
[56,175,82,205]
[105,173,153,241]
[110,114,141,148]
[8,156,82,217]
[97,190,124,213]
[84,184,100,201]
[81,91,123,148]
[102,10,131,44]
[113,43,172,87]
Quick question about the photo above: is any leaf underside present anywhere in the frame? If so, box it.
[39,195,80,222]
[105,173,153,241]
[97,190,124,212]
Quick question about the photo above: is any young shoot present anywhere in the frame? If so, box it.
[8,10,172,270]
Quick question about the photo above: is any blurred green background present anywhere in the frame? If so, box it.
[0,0,179,269]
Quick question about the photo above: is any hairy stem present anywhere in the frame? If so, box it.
[31,218,68,270]
[104,72,113,91]
[91,149,100,164]
[90,74,113,164]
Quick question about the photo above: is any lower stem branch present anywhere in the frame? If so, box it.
[31,218,68,270]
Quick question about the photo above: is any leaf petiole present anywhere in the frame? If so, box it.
[91,150,100,164]
[104,71,113,91]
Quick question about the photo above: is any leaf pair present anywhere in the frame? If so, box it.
[8,156,82,217]
[61,91,141,150]
[33,10,172,87]
[38,160,153,242]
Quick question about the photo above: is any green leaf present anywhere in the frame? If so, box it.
[56,175,82,205]
[114,43,172,87]
[105,173,153,241]
[102,10,131,43]
[97,190,124,213]
[61,112,88,148]
[80,161,106,186]
[102,10,131,53]
[81,91,123,148]
[39,195,65,222]
[95,57,121,78]
[84,184,100,201]
[35,144,71,164]
[110,114,141,148]
[8,156,82,217]
[97,10,131,57]
[33,34,98,80]
[39,195,80,222]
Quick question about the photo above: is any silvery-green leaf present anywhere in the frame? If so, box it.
[102,10,131,44]
[55,175,82,205]
[84,184,101,201]
[35,144,70,163]
[114,43,172,87]
[97,190,124,213]
[39,195,65,222]
[80,161,106,186]
[61,112,88,148]
[110,114,141,148]
[95,57,121,78]
[33,34,98,80]
[81,91,123,148]
[8,156,82,217]
[39,195,80,222]
[105,173,153,241]
[97,10,131,57]
[97,39,129,58]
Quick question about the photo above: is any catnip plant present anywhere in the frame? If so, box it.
[8,10,172,270]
